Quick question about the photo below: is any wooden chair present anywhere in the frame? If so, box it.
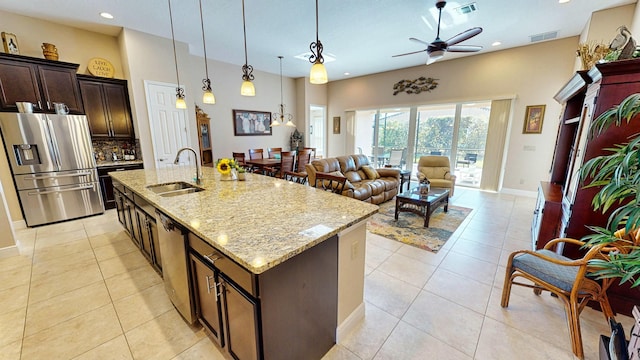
[268,147,282,159]
[232,152,251,171]
[248,148,264,160]
[303,147,316,159]
[284,149,311,184]
[313,172,347,194]
[500,233,635,359]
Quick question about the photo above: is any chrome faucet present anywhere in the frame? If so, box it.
[174,147,202,185]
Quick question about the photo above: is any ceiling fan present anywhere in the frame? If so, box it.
[393,0,483,64]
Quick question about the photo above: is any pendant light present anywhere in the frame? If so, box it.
[199,0,215,104]
[272,56,295,128]
[309,0,328,84]
[240,0,255,96]
[168,0,187,109]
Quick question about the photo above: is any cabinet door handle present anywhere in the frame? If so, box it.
[47,101,51,110]
[205,274,215,294]
[203,253,221,265]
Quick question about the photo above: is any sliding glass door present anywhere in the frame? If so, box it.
[454,102,490,187]
[355,109,410,168]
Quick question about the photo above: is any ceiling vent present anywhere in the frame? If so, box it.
[529,31,558,43]
[455,2,478,15]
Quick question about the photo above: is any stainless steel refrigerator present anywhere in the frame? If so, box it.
[0,113,104,227]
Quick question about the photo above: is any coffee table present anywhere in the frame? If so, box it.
[394,187,449,227]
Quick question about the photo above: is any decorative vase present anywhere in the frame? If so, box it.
[41,43,58,61]
[219,169,237,181]
[419,182,430,196]
[237,172,246,181]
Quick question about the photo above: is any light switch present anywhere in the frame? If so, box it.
[523,145,536,151]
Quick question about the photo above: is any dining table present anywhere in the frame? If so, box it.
[246,158,281,175]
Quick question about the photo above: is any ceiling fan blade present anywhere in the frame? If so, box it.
[446,45,483,53]
[444,27,483,46]
[392,49,427,57]
[409,37,430,46]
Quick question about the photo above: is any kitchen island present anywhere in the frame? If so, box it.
[109,166,378,359]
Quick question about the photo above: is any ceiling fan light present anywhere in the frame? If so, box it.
[241,80,255,96]
[202,89,216,104]
[429,49,445,61]
[310,62,328,84]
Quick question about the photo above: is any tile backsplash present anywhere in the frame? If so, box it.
[93,139,141,162]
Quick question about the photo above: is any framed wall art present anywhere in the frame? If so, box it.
[233,109,272,136]
[523,104,545,134]
[333,116,341,134]
[1,32,19,55]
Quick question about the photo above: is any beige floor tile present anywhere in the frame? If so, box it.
[0,284,29,315]
[395,244,448,267]
[72,335,133,360]
[321,344,361,360]
[0,339,22,360]
[0,307,26,347]
[423,268,492,314]
[376,252,437,288]
[366,233,403,252]
[0,254,32,272]
[113,283,174,332]
[402,290,484,356]
[35,219,85,238]
[0,265,31,292]
[30,249,97,278]
[364,242,393,269]
[449,238,502,264]
[31,238,92,263]
[93,237,139,262]
[104,265,162,301]
[89,230,131,249]
[339,303,399,360]
[474,317,575,360]
[373,321,471,360]
[171,337,227,359]
[438,251,498,286]
[21,304,122,360]
[85,221,127,238]
[28,262,103,304]
[458,226,506,247]
[125,310,206,360]
[364,270,421,318]
[34,228,87,249]
[98,249,149,279]
[24,281,111,337]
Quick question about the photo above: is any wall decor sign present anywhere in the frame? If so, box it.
[233,109,272,136]
[523,105,545,134]
[87,58,115,78]
[333,116,341,134]
[393,77,438,95]
[1,32,19,55]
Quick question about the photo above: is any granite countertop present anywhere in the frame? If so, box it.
[96,159,144,167]
[109,166,378,274]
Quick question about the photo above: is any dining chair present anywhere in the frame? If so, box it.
[303,147,316,159]
[313,172,347,194]
[248,148,264,160]
[274,151,295,178]
[268,147,282,159]
[284,149,311,184]
[232,152,252,172]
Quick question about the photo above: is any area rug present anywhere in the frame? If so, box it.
[367,200,472,253]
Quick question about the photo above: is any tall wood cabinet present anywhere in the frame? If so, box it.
[77,75,134,138]
[0,53,84,114]
[540,59,640,315]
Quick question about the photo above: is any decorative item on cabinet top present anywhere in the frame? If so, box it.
[41,43,58,61]
[1,32,19,55]
[87,58,115,78]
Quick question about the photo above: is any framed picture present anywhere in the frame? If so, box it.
[1,32,19,55]
[523,104,545,134]
[233,109,272,136]
[333,116,341,134]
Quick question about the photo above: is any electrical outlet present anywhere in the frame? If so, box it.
[351,240,359,260]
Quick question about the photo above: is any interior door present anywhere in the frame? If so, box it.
[309,105,325,158]
[144,81,190,168]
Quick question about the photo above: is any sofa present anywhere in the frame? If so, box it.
[306,154,400,204]
[417,155,456,197]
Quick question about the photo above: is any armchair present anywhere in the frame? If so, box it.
[417,156,456,196]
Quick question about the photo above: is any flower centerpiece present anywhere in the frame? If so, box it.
[417,173,430,196]
[216,158,239,181]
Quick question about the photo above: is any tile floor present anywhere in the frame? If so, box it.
[0,187,633,359]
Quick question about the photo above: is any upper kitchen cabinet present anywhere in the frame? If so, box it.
[77,75,134,138]
[0,53,84,114]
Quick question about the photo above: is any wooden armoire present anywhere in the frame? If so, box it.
[533,59,640,316]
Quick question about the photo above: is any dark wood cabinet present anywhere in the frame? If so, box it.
[98,163,144,210]
[531,182,562,250]
[0,53,83,113]
[545,59,640,315]
[77,75,134,138]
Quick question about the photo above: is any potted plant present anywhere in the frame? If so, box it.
[579,93,640,287]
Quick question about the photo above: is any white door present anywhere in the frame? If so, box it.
[144,81,191,168]
[309,105,325,158]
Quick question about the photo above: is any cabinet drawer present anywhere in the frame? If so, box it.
[188,232,257,297]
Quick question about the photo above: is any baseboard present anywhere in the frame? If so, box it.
[0,245,18,258]
[500,187,537,198]
[336,302,365,343]
[12,219,26,230]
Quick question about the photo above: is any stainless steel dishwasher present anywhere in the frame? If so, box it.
[156,210,195,324]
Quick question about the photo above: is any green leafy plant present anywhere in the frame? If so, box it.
[579,93,640,287]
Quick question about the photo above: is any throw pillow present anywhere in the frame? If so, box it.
[361,165,379,180]
[328,171,355,190]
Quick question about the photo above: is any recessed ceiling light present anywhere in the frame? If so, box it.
[344,72,350,76]
[492,41,501,46]
[558,0,570,3]
[100,12,114,19]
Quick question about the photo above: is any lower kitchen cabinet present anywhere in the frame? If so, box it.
[190,254,225,347]
[98,163,144,210]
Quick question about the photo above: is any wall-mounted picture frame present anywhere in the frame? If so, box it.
[1,32,19,55]
[233,109,272,136]
[333,116,341,134]
[523,104,545,134]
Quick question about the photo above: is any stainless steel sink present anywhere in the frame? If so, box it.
[147,182,204,197]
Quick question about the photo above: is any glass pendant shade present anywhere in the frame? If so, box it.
[285,119,296,127]
[272,117,282,127]
[310,62,328,84]
[175,96,187,109]
[202,89,216,104]
[241,80,255,96]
